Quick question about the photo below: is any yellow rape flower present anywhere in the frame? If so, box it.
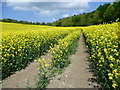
[45,64,49,67]
[37,67,40,70]
[108,73,113,77]
[10,63,12,65]
[112,69,117,74]
[109,64,114,68]
[42,73,44,75]
[109,76,113,80]
[112,83,118,88]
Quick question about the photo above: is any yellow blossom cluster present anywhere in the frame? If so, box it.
[49,30,80,68]
[83,22,119,89]
[35,30,80,82]
[2,22,78,79]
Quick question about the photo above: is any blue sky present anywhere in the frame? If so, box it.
[2,1,113,23]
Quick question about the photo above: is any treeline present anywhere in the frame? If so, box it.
[0,18,47,25]
[51,1,120,27]
[1,2,120,27]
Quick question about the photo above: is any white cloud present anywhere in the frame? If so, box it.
[52,18,56,21]
[62,14,69,18]
[79,9,85,13]
[4,0,92,2]
[73,13,77,15]
[5,1,91,16]
[3,0,115,2]
[34,10,59,16]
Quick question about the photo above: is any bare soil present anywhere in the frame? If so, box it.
[2,53,51,88]
[1,33,98,88]
[47,33,98,88]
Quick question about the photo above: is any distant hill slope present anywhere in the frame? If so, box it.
[51,2,120,27]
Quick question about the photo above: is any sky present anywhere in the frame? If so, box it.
[1,0,114,23]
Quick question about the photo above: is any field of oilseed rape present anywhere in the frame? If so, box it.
[83,22,120,89]
[35,30,80,88]
[2,22,79,79]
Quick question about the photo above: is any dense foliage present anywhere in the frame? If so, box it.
[51,2,120,27]
[0,18,46,25]
[2,22,78,79]
[83,22,120,89]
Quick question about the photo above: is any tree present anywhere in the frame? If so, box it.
[56,21,61,26]
[41,22,46,25]
[103,5,115,22]
[36,22,40,25]
[97,3,110,18]
[112,1,120,21]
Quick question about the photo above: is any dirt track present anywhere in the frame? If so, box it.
[2,33,98,88]
[47,33,98,88]
[2,53,51,88]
